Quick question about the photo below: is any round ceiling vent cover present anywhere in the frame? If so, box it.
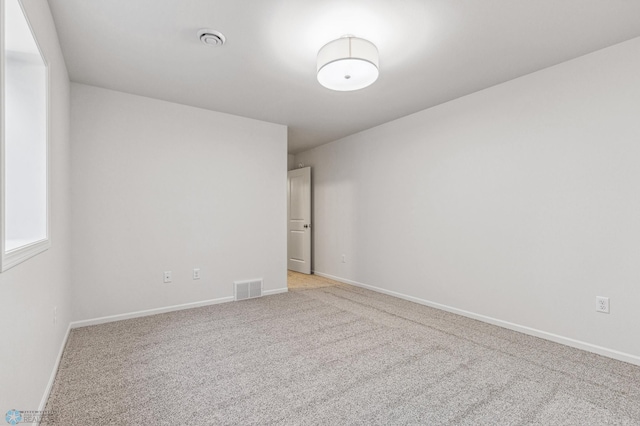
[198,29,226,46]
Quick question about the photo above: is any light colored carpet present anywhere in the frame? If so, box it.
[44,271,640,425]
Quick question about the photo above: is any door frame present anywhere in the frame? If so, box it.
[287,167,311,274]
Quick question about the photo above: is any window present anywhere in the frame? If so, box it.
[1,0,49,271]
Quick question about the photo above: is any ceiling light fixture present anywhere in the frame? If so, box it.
[317,35,379,91]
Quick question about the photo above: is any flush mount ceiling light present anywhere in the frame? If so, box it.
[317,35,379,91]
[198,29,226,47]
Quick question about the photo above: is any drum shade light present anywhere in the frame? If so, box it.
[317,36,379,91]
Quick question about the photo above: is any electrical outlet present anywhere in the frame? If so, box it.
[341,254,346,263]
[193,268,200,280]
[596,296,610,314]
[163,271,172,283]
[53,306,57,324]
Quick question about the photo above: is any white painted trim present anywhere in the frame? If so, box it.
[70,296,235,329]
[2,239,50,271]
[0,0,5,272]
[313,270,640,367]
[70,288,289,329]
[264,287,288,296]
[1,0,51,273]
[39,322,71,413]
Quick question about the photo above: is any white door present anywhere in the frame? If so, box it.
[287,167,311,274]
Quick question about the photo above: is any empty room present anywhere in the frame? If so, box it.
[1,0,640,424]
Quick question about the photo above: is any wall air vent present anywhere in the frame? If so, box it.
[234,278,263,301]
[198,29,226,47]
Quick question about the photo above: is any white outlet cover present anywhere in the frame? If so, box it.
[193,268,200,280]
[163,271,172,283]
[596,296,610,314]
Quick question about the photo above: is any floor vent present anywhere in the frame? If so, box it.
[234,279,263,301]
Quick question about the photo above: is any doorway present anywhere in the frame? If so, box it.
[287,167,311,278]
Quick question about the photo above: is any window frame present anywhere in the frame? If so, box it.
[0,0,51,272]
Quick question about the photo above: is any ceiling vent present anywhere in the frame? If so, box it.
[198,29,226,47]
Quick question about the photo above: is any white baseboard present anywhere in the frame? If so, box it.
[39,323,71,413]
[313,270,640,367]
[70,296,235,329]
[70,287,289,330]
[264,287,288,296]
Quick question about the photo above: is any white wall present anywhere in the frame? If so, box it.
[0,0,71,412]
[71,84,287,321]
[295,37,640,363]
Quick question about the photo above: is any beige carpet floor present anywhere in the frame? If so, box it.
[43,271,640,425]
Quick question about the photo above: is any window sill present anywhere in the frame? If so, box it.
[2,238,50,271]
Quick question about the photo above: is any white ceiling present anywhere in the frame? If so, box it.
[47,0,640,154]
